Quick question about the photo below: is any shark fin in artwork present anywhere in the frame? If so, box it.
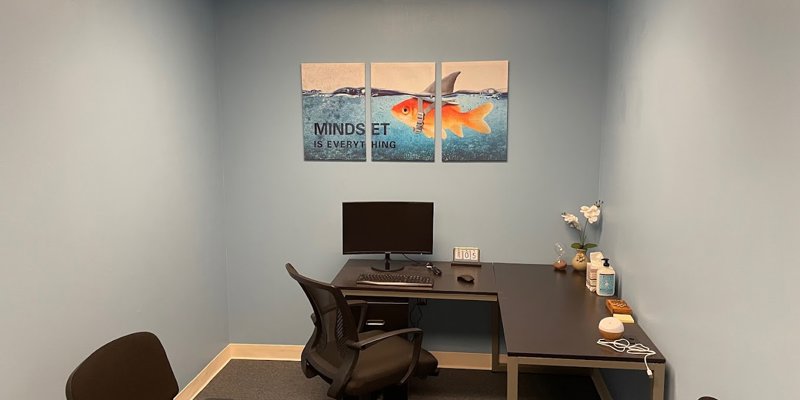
[440,71,460,95]
[421,71,461,95]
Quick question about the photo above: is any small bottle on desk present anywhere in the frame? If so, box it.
[597,258,616,297]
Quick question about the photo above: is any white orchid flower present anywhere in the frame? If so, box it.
[562,201,603,250]
[580,205,601,224]
[561,212,581,229]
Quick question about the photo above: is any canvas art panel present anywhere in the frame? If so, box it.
[370,62,436,162]
[301,63,367,161]
[441,60,509,162]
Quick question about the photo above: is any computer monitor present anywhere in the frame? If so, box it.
[342,201,433,272]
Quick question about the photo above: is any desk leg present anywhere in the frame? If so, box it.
[492,301,501,372]
[651,363,665,400]
[506,357,518,400]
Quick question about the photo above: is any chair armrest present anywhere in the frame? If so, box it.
[346,327,422,350]
[347,300,368,331]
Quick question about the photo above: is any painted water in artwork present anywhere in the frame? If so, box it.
[371,92,435,161]
[440,91,508,161]
[302,91,366,161]
[301,63,366,161]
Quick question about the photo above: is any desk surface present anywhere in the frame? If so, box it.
[333,259,665,365]
[333,259,665,399]
[332,259,498,297]
[494,263,665,364]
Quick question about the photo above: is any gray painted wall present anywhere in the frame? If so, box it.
[601,1,800,399]
[0,1,228,398]
[216,0,609,350]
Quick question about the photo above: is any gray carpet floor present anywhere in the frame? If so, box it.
[196,360,600,400]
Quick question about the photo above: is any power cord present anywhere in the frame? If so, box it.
[596,338,656,378]
[402,253,421,265]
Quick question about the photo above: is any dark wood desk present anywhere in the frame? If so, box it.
[332,259,666,400]
[495,263,666,400]
[332,259,503,371]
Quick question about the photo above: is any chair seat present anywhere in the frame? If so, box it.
[344,331,438,395]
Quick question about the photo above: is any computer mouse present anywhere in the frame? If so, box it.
[457,274,475,284]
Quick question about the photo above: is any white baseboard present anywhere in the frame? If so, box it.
[174,344,232,400]
[177,343,499,399]
[432,351,508,370]
[228,343,304,361]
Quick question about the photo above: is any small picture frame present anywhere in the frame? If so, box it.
[452,246,481,266]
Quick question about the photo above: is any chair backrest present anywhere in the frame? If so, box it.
[65,331,179,400]
[286,263,360,389]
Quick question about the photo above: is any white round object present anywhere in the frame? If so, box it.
[598,317,624,339]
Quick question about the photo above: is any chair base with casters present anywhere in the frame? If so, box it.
[287,263,438,400]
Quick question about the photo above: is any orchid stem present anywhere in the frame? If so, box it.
[581,218,588,248]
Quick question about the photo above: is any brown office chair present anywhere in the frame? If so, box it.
[65,331,179,400]
[286,263,438,400]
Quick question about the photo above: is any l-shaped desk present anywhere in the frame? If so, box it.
[332,259,666,400]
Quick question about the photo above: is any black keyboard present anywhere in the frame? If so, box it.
[356,273,433,288]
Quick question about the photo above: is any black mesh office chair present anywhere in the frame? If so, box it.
[286,263,438,400]
[65,331,179,400]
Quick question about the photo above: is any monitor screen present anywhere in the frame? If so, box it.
[342,201,433,255]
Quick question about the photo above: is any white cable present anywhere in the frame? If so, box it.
[596,338,656,378]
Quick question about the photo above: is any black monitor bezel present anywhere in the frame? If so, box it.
[342,201,434,255]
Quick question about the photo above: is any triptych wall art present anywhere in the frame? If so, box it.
[301,60,508,162]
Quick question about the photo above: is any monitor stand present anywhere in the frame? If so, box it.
[371,253,405,272]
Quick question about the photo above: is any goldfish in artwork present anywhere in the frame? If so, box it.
[390,98,494,139]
